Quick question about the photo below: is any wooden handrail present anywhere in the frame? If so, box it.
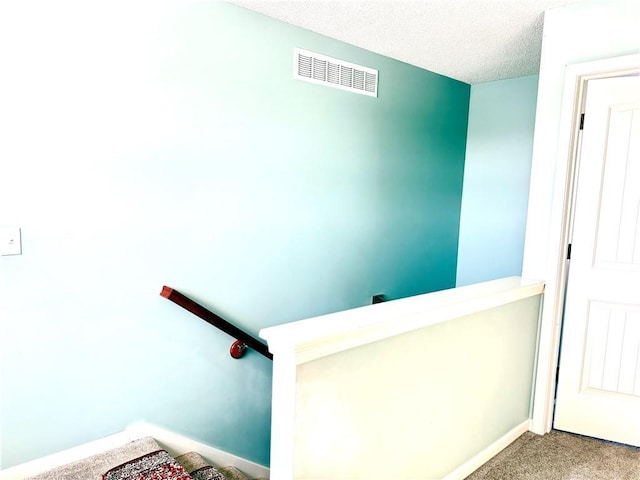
[160,286,273,360]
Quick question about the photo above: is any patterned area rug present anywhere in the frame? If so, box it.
[217,466,249,480]
[175,451,227,480]
[102,450,192,480]
[191,466,226,480]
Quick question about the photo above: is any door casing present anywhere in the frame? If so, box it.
[526,54,640,435]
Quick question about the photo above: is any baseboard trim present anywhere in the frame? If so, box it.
[442,419,531,480]
[126,422,269,479]
[0,422,269,480]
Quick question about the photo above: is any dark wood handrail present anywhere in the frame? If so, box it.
[160,286,273,360]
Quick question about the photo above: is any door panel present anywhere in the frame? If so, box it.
[594,103,640,268]
[584,302,640,395]
[554,76,640,446]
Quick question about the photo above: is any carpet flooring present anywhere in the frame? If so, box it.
[465,430,640,480]
[27,437,161,480]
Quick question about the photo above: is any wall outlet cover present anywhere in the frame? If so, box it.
[0,226,22,255]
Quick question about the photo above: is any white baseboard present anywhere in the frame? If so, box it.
[0,422,269,480]
[442,419,531,480]
[126,422,269,479]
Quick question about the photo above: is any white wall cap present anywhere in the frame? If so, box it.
[260,276,544,364]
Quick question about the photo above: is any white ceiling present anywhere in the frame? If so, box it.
[228,0,583,84]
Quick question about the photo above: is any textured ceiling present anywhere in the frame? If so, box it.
[228,0,583,84]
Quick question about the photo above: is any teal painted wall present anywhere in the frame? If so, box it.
[456,75,538,287]
[0,1,469,469]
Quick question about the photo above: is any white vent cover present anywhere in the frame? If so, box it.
[294,48,378,98]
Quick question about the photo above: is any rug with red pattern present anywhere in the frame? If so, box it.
[102,450,192,480]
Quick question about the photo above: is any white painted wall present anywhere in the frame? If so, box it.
[523,0,639,278]
[522,0,640,433]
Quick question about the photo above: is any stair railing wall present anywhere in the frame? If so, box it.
[260,277,545,480]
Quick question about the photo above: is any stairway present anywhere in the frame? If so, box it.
[23,437,267,480]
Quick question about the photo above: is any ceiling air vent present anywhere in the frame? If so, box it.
[294,48,378,98]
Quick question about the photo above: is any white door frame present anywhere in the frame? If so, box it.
[529,53,640,435]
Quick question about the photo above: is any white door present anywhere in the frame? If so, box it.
[554,76,640,446]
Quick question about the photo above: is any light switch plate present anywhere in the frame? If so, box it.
[0,226,22,255]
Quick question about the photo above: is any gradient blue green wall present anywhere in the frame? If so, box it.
[456,75,538,286]
[0,1,469,468]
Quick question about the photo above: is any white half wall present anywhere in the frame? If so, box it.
[261,277,545,479]
[293,295,541,479]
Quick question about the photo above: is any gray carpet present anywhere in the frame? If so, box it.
[466,430,640,480]
[26,437,161,480]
